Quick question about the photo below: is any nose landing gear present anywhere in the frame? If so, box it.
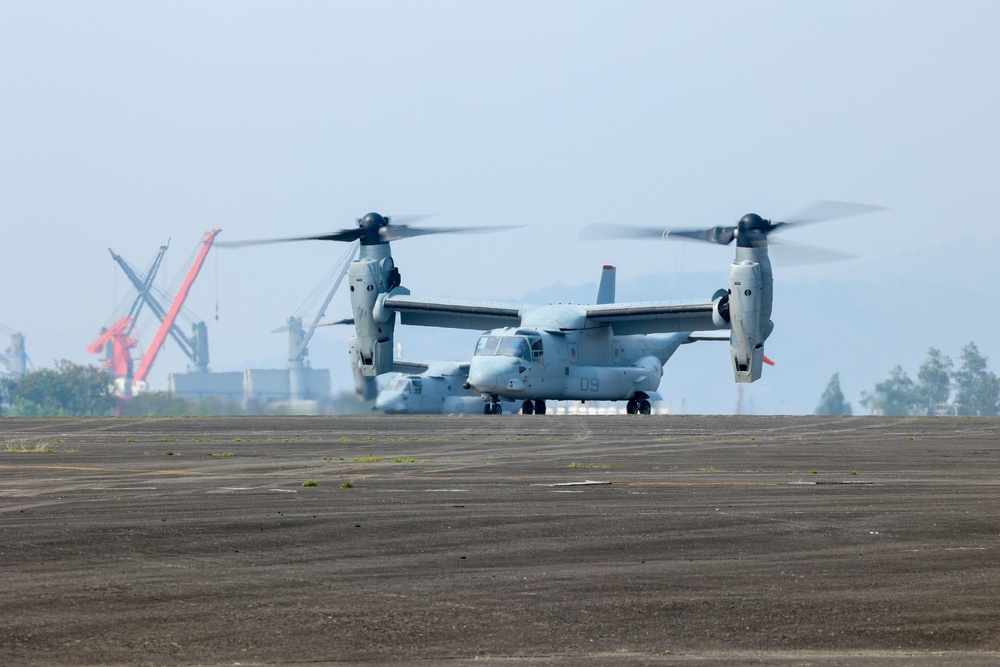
[483,394,504,414]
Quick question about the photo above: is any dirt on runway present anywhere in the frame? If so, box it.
[1,414,999,666]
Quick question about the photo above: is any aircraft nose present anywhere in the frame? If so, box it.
[376,392,405,413]
[466,363,500,393]
[468,358,522,394]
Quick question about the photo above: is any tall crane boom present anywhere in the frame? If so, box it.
[133,228,221,390]
[109,242,208,369]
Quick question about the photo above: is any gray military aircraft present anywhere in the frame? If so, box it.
[222,203,878,414]
[375,360,516,414]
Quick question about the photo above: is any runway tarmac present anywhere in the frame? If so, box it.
[1,415,999,665]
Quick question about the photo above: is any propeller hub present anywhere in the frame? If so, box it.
[357,212,390,245]
[737,213,770,248]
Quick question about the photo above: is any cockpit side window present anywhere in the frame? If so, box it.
[388,377,411,394]
[530,336,543,363]
[411,377,422,395]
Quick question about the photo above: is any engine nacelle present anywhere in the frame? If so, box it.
[711,288,730,329]
[348,251,404,377]
[727,260,772,383]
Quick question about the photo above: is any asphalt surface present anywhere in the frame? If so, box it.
[1,415,999,666]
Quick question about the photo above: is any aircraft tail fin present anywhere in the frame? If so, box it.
[595,265,616,304]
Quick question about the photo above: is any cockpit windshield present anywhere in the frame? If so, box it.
[386,376,422,394]
[474,334,542,363]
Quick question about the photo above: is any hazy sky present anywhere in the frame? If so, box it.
[3,2,998,412]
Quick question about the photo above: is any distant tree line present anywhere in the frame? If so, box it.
[817,342,1000,416]
[1,360,367,417]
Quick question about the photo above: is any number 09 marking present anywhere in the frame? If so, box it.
[580,377,599,392]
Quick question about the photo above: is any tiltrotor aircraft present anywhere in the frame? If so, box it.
[223,203,879,414]
[375,360,516,414]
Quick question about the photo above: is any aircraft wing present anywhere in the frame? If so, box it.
[391,361,431,375]
[583,299,722,335]
[392,360,472,378]
[383,295,524,331]
[687,330,730,342]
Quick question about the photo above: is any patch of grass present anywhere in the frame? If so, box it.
[341,481,354,489]
[3,437,54,453]
[338,436,350,441]
[394,457,417,463]
[158,438,178,443]
[850,470,858,475]
[692,466,717,472]
[354,456,385,463]
[568,462,585,468]
[588,463,621,470]
[62,448,79,453]
[810,470,818,474]
[206,452,235,457]
[302,480,318,487]
[165,451,179,456]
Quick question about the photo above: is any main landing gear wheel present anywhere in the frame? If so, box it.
[484,402,502,415]
[534,400,546,415]
[521,400,534,415]
[626,398,651,415]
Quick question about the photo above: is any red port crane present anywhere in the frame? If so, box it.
[86,316,137,384]
[131,228,221,394]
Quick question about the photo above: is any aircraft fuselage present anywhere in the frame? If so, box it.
[467,326,691,402]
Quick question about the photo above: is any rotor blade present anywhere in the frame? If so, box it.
[772,200,886,229]
[217,229,363,248]
[578,223,669,241]
[271,318,353,334]
[667,226,737,245]
[768,238,858,265]
[384,214,436,225]
[381,224,524,242]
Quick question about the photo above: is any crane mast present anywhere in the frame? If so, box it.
[109,241,209,372]
[132,228,221,393]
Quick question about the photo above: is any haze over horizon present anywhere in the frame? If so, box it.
[3,2,997,413]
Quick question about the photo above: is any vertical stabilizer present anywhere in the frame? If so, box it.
[595,265,616,304]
